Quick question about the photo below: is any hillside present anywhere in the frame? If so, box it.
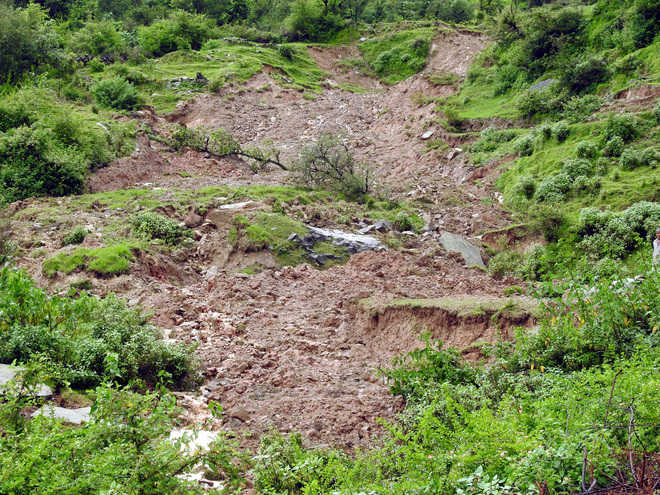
[0,0,658,493]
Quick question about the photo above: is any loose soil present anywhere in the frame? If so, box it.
[4,29,526,453]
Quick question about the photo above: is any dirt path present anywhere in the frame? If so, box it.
[8,29,520,451]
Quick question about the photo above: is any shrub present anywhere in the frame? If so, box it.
[0,127,86,203]
[538,123,553,140]
[138,11,216,56]
[425,0,475,23]
[577,206,611,236]
[278,44,294,60]
[294,134,372,199]
[603,136,624,157]
[71,20,126,56]
[208,76,225,93]
[575,141,599,159]
[284,0,344,42]
[62,226,87,246]
[393,212,416,232]
[0,267,197,388]
[552,121,570,142]
[602,113,639,143]
[91,77,139,110]
[561,94,602,122]
[488,251,523,279]
[528,204,566,241]
[517,244,547,281]
[516,83,567,118]
[535,173,571,203]
[561,158,595,178]
[653,102,660,123]
[132,212,189,245]
[0,100,32,133]
[514,134,535,156]
[560,56,609,93]
[515,175,536,200]
[619,149,641,170]
[639,147,659,168]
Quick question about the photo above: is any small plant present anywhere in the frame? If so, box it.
[488,251,523,279]
[515,175,536,200]
[603,135,624,157]
[62,226,87,246]
[132,212,190,245]
[602,113,639,143]
[619,149,640,170]
[91,77,140,110]
[575,141,599,159]
[208,76,225,93]
[278,44,294,60]
[393,211,415,232]
[553,121,570,142]
[514,134,535,156]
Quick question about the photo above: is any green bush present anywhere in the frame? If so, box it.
[515,175,536,200]
[561,94,602,122]
[561,158,595,178]
[575,141,599,159]
[529,204,566,241]
[602,113,639,143]
[514,134,535,156]
[0,100,32,133]
[488,251,523,279]
[138,11,216,56]
[132,212,190,245]
[516,83,567,118]
[560,56,609,93]
[0,267,197,388]
[91,77,140,110]
[619,149,641,170]
[603,135,624,157]
[71,20,126,56]
[425,0,475,23]
[552,121,570,142]
[535,173,571,202]
[62,226,87,246]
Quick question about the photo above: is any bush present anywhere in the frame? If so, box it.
[561,158,595,178]
[71,20,126,56]
[561,94,602,122]
[603,136,624,157]
[515,175,536,200]
[602,113,639,143]
[0,127,86,203]
[514,134,535,156]
[577,206,611,236]
[0,3,64,84]
[0,100,32,133]
[535,173,571,203]
[425,0,475,23]
[138,11,216,56]
[560,56,609,93]
[284,0,344,41]
[619,149,641,170]
[278,44,294,60]
[488,251,523,279]
[529,204,566,241]
[0,268,197,388]
[91,77,139,110]
[575,141,599,159]
[516,83,568,118]
[552,121,570,142]
[62,226,87,246]
[393,211,417,232]
[294,134,372,199]
[132,212,189,245]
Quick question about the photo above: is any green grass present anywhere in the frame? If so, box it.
[360,295,541,319]
[42,243,138,277]
[359,28,434,85]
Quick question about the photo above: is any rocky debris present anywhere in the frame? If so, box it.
[205,201,263,229]
[307,226,385,253]
[184,211,203,228]
[439,231,486,269]
[358,220,392,234]
[0,364,53,397]
[32,405,91,424]
[168,72,209,89]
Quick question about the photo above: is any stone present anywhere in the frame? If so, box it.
[32,405,91,424]
[530,79,558,91]
[0,363,52,397]
[205,201,262,228]
[184,211,203,228]
[358,219,392,235]
[421,130,434,140]
[306,226,385,253]
[439,231,486,269]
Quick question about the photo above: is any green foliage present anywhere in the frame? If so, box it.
[0,3,64,84]
[43,243,137,277]
[513,133,535,156]
[575,140,599,159]
[0,267,197,388]
[619,147,659,170]
[132,211,190,245]
[61,226,87,246]
[426,0,475,23]
[603,135,624,157]
[0,384,245,493]
[294,134,372,199]
[561,94,602,123]
[137,11,216,56]
[552,121,570,142]
[70,20,126,56]
[602,113,639,143]
[91,77,140,110]
[560,56,609,93]
[516,83,567,118]
[515,175,536,200]
[488,250,523,279]
[393,211,418,232]
[284,0,345,42]
[360,29,432,85]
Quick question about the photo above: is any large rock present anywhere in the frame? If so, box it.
[32,405,91,424]
[306,226,385,253]
[0,363,52,397]
[358,220,392,235]
[439,231,486,269]
[205,201,263,229]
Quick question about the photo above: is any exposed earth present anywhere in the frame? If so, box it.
[5,28,534,451]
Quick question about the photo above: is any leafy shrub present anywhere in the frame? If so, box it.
[62,226,87,246]
[284,0,344,42]
[560,56,609,93]
[514,134,535,156]
[619,149,641,170]
[278,44,294,60]
[208,76,225,93]
[360,30,432,84]
[538,123,553,140]
[91,77,140,110]
[132,212,189,245]
[515,175,536,200]
[575,141,599,159]
[517,244,547,281]
[577,206,611,236]
[294,134,372,199]
[472,128,520,154]
[603,135,624,157]
[493,64,522,96]
[561,94,602,122]
[425,0,475,23]
[138,11,216,56]
[0,268,197,388]
[561,158,595,178]
[0,3,64,84]
[529,204,566,241]
[393,212,416,232]
[552,121,570,142]
[488,251,523,279]
[516,83,568,118]
[0,100,32,133]
[0,220,16,265]
[71,20,126,56]
[654,102,660,123]
[602,113,639,143]
[535,173,571,202]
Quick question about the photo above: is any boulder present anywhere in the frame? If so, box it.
[0,363,52,397]
[307,226,385,253]
[439,231,486,269]
[358,220,392,234]
[421,130,434,140]
[184,211,203,228]
[205,201,262,229]
[32,405,91,424]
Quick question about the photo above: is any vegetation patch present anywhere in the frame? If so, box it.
[43,244,138,278]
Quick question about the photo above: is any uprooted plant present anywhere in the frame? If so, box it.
[293,133,374,199]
